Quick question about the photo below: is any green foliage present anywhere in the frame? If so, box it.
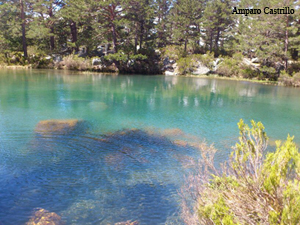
[216,53,260,79]
[216,53,242,77]
[177,56,194,75]
[288,61,300,75]
[0,0,299,76]
[103,49,159,74]
[183,119,300,224]
[201,0,234,55]
[198,197,238,225]
[170,0,203,52]
[175,52,215,75]
[198,52,215,70]
[240,66,258,79]
[4,52,28,66]
[104,52,147,63]
[161,45,186,61]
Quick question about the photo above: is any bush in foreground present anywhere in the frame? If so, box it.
[181,120,300,225]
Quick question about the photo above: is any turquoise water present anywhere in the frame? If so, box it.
[0,69,299,224]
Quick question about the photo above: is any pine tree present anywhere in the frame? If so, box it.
[0,0,29,57]
[27,0,65,52]
[236,0,299,72]
[154,0,172,47]
[170,0,203,53]
[201,0,233,55]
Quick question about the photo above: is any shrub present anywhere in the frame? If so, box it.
[240,66,259,79]
[177,56,195,75]
[279,71,300,87]
[161,45,186,61]
[216,57,240,77]
[0,53,7,65]
[260,66,278,81]
[103,50,160,74]
[181,119,300,225]
[291,73,300,87]
[197,52,215,70]
[29,53,52,68]
[4,51,28,65]
[216,53,244,77]
[57,54,91,70]
[176,52,215,75]
[287,61,300,75]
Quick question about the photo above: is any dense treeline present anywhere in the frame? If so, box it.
[0,0,299,79]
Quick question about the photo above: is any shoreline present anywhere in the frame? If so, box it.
[0,65,291,87]
[185,74,279,86]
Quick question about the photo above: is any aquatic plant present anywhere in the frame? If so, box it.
[181,119,300,224]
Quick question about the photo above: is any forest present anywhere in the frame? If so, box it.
[0,0,300,84]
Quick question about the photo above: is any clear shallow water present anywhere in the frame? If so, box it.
[0,69,300,225]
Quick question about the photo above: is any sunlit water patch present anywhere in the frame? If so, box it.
[0,69,300,224]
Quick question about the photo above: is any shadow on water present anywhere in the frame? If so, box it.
[0,125,201,225]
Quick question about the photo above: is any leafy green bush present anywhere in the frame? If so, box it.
[216,57,240,77]
[29,53,52,68]
[104,52,147,63]
[181,120,300,225]
[216,53,243,77]
[260,66,278,81]
[5,52,28,65]
[103,50,160,74]
[176,52,215,75]
[197,52,215,70]
[177,56,195,75]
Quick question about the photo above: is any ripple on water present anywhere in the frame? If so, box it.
[1,128,201,224]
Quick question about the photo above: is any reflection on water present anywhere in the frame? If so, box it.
[0,69,300,224]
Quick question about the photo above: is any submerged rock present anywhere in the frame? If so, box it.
[35,119,87,135]
[161,128,184,137]
[115,221,139,225]
[88,101,108,111]
[26,208,63,225]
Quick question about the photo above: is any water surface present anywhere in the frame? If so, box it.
[0,69,299,224]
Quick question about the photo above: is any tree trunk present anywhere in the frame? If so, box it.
[215,28,220,55]
[284,15,289,72]
[134,22,138,54]
[20,0,28,58]
[139,20,144,49]
[70,21,78,51]
[209,31,213,52]
[49,6,55,51]
[112,22,117,53]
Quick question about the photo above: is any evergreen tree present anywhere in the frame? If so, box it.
[126,0,156,53]
[27,0,65,51]
[201,0,233,55]
[0,0,29,57]
[170,0,203,53]
[154,0,172,47]
[236,0,299,72]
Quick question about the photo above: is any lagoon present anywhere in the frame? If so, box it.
[0,69,299,224]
